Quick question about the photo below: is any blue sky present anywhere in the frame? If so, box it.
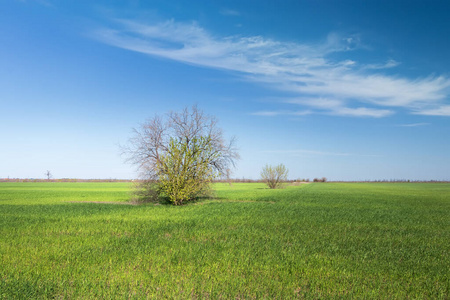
[1,0,449,180]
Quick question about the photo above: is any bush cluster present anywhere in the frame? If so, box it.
[313,177,327,182]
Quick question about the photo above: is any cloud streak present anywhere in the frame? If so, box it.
[413,105,450,116]
[94,19,450,117]
[251,110,312,117]
[397,122,430,127]
[220,8,241,16]
[262,149,382,157]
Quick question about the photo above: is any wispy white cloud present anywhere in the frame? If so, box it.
[93,19,450,118]
[285,98,343,109]
[251,110,312,116]
[282,97,393,117]
[252,105,391,118]
[262,149,382,157]
[365,59,400,70]
[251,111,285,117]
[397,122,430,127]
[330,107,393,118]
[17,0,54,6]
[220,8,241,16]
[413,105,450,116]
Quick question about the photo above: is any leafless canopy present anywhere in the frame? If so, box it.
[45,170,52,180]
[123,105,239,180]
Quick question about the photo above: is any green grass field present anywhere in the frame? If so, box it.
[1,182,449,299]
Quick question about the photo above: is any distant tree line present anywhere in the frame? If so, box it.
[0,178,133,183]
[1,178,446,184]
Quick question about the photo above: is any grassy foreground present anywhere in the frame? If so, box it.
[0,182,449,299]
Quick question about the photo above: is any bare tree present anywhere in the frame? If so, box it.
[261,164,288,189]
[123,105,239,204]
[45,170,52,180]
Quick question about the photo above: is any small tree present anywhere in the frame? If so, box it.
[123,105,239,205]
[45,170,52,180]
[261,164,288,189]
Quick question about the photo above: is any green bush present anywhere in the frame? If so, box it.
[157,137,217,205]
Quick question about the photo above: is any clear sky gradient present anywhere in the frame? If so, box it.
[1,0,449,180]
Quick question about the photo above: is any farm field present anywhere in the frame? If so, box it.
[0,182,449,299]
